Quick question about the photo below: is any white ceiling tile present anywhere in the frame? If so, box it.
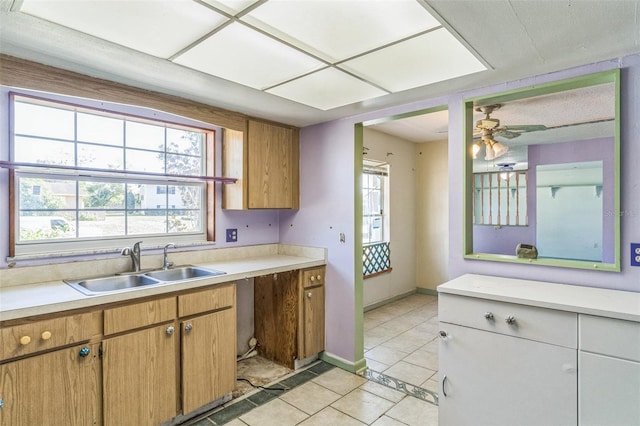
[20,0,227,59]
[242,0,441,62]
[174,23,325,90]
[200,0,261,15]
[341,28,487,93]
[266,68,387,110]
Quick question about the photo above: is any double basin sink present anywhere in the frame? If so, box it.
[65,266,226,296]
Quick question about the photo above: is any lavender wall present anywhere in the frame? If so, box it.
[474,136,615,261]
[283,54,640,365]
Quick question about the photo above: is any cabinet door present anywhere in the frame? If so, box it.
[301,285,325,359]
[102,323,178,426]
[247,120,297,209]
[0,342,101,426]
[579,352,640,426]
[439,323,577,426]
[181,307,236,414]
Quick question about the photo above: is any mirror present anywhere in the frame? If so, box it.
[463,70,620,271]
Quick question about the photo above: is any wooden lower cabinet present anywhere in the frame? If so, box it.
[102,323,178,426]
[181,307,236,413]
[0,342,101,426]
[300,285,325,359]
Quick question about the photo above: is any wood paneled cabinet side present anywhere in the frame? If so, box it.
[0,342,102,426]
[222,120,299,210]
[298,267,325,359]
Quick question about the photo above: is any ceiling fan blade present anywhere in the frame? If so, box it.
[502,124,548,132]
[493,129,521,139]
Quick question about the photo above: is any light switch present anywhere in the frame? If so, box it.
[631,243,640,266]
[226,228,238,243]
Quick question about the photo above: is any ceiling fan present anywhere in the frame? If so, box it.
[473,104,547,161]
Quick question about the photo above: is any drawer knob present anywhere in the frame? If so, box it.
[316,274,321,281]
[505,315,517,325]
[41,331,52,340]
[185,323,193,332]
[484,312,494,320]
[19,335,31,345]
[166,326,175,336]
[310,276,316,282]
[307,292,312,298]
[78,347,90,357]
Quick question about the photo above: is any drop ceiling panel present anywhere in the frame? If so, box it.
[174,22,325,90]
[20,0,227,59]
[341,28,487,93]
[266,68,387,111]
[200,0,261,15]
[242,0,441,62]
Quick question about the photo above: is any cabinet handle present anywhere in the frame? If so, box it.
[484,312,494,320]
[185,323,193,332]
[307,292,312,298]
[505,315,516,325]
[442,375,448,397]
[19,335,31,345]
[78,347,90,357]
[166,326,175,336]
[41,330,52,340]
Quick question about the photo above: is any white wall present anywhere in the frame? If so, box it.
[362,128,416,307]
[415,140,449,291]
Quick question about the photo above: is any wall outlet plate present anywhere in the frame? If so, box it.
[631,243,640,266]
[226,228,238,243]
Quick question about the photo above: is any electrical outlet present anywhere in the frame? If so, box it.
[631,243,640,266]
[226,228,238,243]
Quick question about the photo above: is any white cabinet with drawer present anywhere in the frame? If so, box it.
[439,294,578,426]
[578,315,640,426]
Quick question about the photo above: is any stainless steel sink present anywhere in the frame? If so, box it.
[65,274,161,295]
[144,266,226,282]
[66,266,226,295]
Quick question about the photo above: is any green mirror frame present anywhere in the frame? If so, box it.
[463,69,621,272]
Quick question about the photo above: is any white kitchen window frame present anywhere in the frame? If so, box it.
[8,93,215,260]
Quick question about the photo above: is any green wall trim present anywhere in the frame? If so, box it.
[354,123,365,366]
[364,289,418,312]
[320,351,368,375]
[416,287,439,297]
[462,69,621,272]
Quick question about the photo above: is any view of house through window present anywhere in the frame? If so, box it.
[11,95,211,257]
[363,159,391,276]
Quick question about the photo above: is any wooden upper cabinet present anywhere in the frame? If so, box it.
[223,119,299,210]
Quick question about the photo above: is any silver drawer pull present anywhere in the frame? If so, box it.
[505,315,516,325]
[484,312,494,320]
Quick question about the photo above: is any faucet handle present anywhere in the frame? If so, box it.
[120,247,131,256]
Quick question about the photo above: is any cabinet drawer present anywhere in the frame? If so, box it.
[178,283,235,317]
[439,294,577,348]
[104,297,176,335]
[1,311,102,360]
[301,267,325,288]
[580,315,640,361]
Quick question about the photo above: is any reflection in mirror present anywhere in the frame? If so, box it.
[464,70,620,271]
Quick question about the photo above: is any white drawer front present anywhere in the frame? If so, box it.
[580,314,640,361]
[439,294,577,348]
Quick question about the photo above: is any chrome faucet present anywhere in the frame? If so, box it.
[121,241,143,272]
[163,243,176,270]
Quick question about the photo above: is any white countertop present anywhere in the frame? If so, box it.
[438,274,640,322]
[0,252,325,322]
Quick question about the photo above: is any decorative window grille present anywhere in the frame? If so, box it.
[363,242,391,277]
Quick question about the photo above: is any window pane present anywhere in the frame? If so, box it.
[78,211,125,238]
[20,213,76,241]
[80,181,126,209]
[166,153,202,176]
[77,112,123,146]
[173,185,202,209]
[78,143,124,170]
[15,136,75,165]
[19,177,76,212]
[168,210,201,233]
[126,121,165,151]
[126,149,165,173]
[128,210,168,235]
[167,128,203,156]
[14,102,74,140]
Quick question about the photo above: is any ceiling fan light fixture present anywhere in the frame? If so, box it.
[472,141,482,159]
[492,141,509,158]
[484,144,496,161]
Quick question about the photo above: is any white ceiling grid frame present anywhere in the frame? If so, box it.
[173,22,326,90]
[20,0,228,59]
[241,0,441,62]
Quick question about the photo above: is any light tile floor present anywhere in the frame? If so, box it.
[189,293,440,426]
